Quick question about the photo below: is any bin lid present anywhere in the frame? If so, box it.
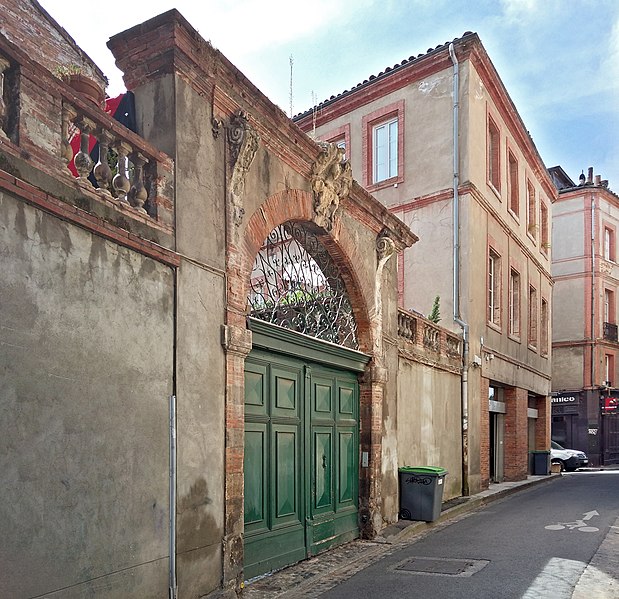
[399,466,448,475]
[530,450,550,454]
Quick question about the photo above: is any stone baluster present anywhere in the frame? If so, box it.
[73,116,95,182]
[0,57,9,138]
[128,152,148,214]
[112,141,131,204]
[61,104,77,164]
[93,129,113,196]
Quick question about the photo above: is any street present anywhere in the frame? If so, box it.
[320,472,619,599]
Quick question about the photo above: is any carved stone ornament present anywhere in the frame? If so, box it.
[311,142,353,232]
[227,110,260,226]
[211,117,223,139]
[376,230,396,264]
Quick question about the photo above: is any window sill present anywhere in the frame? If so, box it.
[508,333,521,343]
[526,231,537,244]
[528,343,538,353]
[508,208,520,224]
[487,321,502,334]
[367,175,403,193]
[488,182,501,201]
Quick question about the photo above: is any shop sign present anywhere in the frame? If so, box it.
[602,396,619,414]
[551,394,579,405]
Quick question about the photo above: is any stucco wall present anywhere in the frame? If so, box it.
[552,346,586,391]
[0,192,174,598]
[397,357,463,502]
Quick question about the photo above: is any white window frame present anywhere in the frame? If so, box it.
[509,269,521,337]
[488,249,501,326]
[373,117,398,183]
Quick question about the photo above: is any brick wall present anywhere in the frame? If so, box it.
[480,376,490,488]
[503,386,529,481]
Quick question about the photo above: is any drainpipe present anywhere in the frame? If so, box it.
[449,42,470,497]
[591,196,595,390]
[169,394,178,599]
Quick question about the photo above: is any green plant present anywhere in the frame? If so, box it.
[52,64,83,78]
[427,295,441,323]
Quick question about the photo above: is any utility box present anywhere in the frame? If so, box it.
[530,450,550,475]
[399,466,448,522]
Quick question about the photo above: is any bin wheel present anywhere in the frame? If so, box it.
[400,508,412,520]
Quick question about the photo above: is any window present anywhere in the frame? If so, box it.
[334,138,347,161]
[362,101,404,189]
[604,227,615,262]
[488,249,501,326]
[488,116,500,191]
[373,118,398,183]
[540,202,549,252]
[320,123,351,164]
[509,269,521,337]
[605,289,615,323]
[541,298,549,356]
[527,180,536,238]
[508,150,519,217]
[605,354,614,387]
[528,285,538,347]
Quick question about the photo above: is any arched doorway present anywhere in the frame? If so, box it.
[243,221,369,579]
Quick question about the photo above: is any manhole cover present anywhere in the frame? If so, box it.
[394,557,490,577]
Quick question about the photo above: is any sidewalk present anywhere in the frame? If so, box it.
[243,473,561,598]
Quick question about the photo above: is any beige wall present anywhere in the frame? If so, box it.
[396,357,463,502]
[0,193,174,598]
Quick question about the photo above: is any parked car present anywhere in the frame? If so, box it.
[551,440,589,471]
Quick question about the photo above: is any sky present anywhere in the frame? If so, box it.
[40,0,619,188]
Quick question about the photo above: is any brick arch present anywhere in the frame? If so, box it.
[222,189,383,590]
[233,188,373,354]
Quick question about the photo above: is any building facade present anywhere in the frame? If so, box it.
[550,166,619,466]
[295,32,555,492]
[1,4,418,597]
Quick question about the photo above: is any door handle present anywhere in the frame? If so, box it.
[322,454,327,469]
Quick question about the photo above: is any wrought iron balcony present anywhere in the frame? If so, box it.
[603,322,618,342]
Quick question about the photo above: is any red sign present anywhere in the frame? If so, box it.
[602,396,619,414]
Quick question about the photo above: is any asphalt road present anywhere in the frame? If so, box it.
[320,472,619,599]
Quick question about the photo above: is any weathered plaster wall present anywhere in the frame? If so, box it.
[396,357,462,501]
[0,192,173,598]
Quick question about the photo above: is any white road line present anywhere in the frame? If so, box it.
[521,558,586,599]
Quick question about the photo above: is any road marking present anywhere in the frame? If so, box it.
[521,557,586,599]
[545,511,600,532]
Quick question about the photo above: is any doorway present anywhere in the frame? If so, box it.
[243,323,366,579]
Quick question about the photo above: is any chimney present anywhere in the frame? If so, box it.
[595,174,602,186]
[602,180,609,188]
[587,167,594,184]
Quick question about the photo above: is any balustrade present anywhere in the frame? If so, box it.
[423,322,440,352]
[397,308,462,363]
[0,43,172,226]
[61,104,165,217]
[397,309,417,343]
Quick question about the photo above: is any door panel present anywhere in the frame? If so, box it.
[338,430,355,504]
[244,424,268,532]
[244,352,359,578]
[272,424,301,525]
[312,428,333,512]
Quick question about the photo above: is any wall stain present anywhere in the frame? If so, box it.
[177,478,221,557]
[34,210,73,255]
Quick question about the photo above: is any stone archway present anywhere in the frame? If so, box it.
[221,188,384,587]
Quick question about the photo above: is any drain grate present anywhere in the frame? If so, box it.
[394,556,490,577]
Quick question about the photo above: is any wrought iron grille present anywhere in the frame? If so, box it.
[248,222,358,349]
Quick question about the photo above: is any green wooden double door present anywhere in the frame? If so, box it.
[243,347,360,579]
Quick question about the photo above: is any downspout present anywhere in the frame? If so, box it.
[591,196,596,389]
[169,393,177,599]
[449,42,470,497]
